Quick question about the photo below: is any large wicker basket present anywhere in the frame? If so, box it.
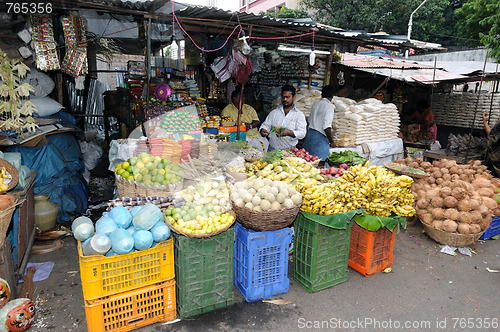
[163,210,235,238]
[230,199,301,232]
[0,200,21,247]
[115,174,182,198]
[421,222,485,247]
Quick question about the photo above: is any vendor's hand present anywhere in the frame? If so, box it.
[281,129,294,137]
[483,112,489,122]
[329,141,337,148]
[244,122,252,130]
[260,128,269,137]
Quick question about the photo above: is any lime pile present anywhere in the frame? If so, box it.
[160,110,201,133]
[115,152,183,186]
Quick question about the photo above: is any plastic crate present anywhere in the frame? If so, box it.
[348,223,396,276]
[78,238,175,301]
[292,213,351,293]
[85,279,176,332]
[173,228,235,318]
[480,216,500,240]
[234,223,292,302]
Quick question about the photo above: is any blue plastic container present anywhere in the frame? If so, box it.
[480,216,500,240]
[205,128,219,135]
[234,223,292,302]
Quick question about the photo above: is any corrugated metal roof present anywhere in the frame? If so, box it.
[340,53,434,69]
[76,0,160,11]
[352,67,467,84]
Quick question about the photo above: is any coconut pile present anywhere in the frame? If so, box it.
[331,97,401,147]
[395,157,499,235]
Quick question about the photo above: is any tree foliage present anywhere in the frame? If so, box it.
[455,0,500,60]
[259,6,308,19]
[299,0,459,45]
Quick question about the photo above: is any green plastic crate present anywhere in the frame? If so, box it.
[173,228,235,318]
[292,213,352,293]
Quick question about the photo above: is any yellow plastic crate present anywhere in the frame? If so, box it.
[85,280,176,332]
[78,238,174,301]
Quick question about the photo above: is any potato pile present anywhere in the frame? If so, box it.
[395,157,499,235]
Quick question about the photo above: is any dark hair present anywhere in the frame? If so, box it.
[322,85,337,99]
[417,100,428,110]
[282,84,296,96]
[231,89,242,101]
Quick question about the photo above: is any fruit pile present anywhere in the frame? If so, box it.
[115,153,183,186]
[229,179,302,212]
[297,162,416,217]
[247,157,323,185]
[166,177,234,235]
[290,148,319,163]
[0,167,10,191]
[319,163,349,179]
[75,204,171,256]
[160,109,201,133]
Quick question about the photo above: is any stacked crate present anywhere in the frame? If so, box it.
[78,239,176,331]
[173,229,235,318]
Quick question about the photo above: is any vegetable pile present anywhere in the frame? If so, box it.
[168,177,234,235]
[115,153,183,186]
[290,148,319,162]
[247,157,323,185]
[396,157,499,234]
[327,151,366,166]
[319,164,349,179]
[229,179,302,212]
[297,162,415,217]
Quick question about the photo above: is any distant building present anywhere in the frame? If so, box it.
[239,0,300,14]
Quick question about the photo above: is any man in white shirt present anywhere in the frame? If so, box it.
[303,85,337,165]
[259,84,307,151]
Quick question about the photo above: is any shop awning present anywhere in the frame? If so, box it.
[339,53,469,84]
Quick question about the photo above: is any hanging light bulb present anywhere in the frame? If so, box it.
[239,30,251,55]
[309,46,316,66]
[170,36,178,60]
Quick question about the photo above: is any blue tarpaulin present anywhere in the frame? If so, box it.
[7,132,89,223]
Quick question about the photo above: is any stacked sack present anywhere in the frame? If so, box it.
[332,97,401,146]
[73,203,171,256]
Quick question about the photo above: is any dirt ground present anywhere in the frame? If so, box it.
[25,220,500,332]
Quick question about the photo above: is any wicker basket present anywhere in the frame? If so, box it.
[225,171,247,183]
[0,159,19,192]
[230,199,301,232]
[384,162,429,179]
[0,200,21,247]
[421,222,485,247]
[115,174,182,198]
[244,157,261,163]
[163,210,235,238]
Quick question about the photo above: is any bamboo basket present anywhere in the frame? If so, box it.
[115,174,182,198]
[164,210,235,238]
[230,199,301,232]
[0,200,22,247]
[421,222,485,247]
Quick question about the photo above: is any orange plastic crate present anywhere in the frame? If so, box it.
[348,223,396,276]
[85,280,176,332]
[78,239,174,301]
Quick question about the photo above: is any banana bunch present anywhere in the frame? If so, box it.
[338,162,416,217]
[246,160,268,173]
[297,181,363,215]
[0,167,8,191]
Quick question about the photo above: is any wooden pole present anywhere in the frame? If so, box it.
[324,45,336,86]
[236,83,244,140]
[487,63,499,125]
[465,51,489,162]
[143,18,151,138]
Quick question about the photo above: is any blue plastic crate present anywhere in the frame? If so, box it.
[234,223,292,302]
[480,216,500,240]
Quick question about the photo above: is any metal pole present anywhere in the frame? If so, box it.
[465,51,489,162]
[405,0,429,58]
[236,83,245,141]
